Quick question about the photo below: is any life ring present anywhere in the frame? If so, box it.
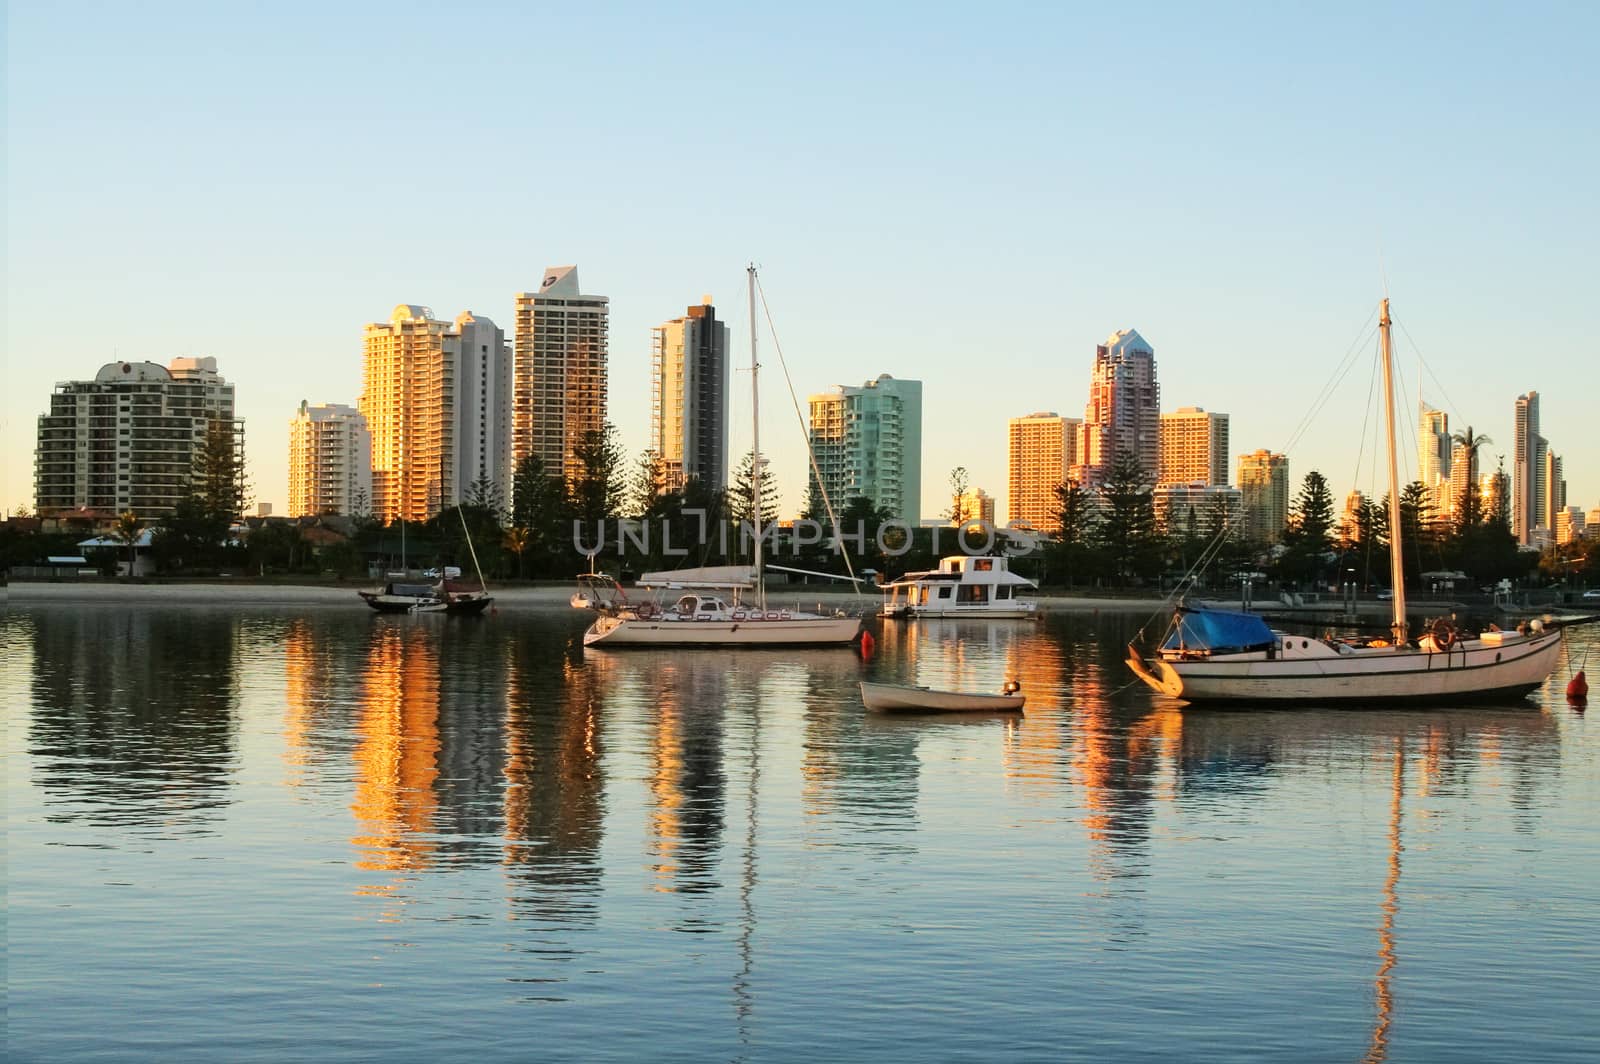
[1430,618,1457,652]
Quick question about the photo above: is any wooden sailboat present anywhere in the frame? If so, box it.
[1125,299,1561,704]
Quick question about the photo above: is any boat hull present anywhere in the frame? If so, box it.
[859,681,1025,712]
[1133,632,1562,705]
[358,592,428,613]
[584,614,862,647]
[884,604,1037,619]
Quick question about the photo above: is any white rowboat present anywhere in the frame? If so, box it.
[859,680,1025,712]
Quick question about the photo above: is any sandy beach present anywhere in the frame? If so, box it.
[5,580,1169,612]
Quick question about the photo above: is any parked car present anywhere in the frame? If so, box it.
[422,566,462,579]
[1583,589,1600,599]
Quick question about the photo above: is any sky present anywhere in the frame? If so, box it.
[6,1,1597,524]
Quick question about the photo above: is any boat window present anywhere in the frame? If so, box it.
[958,585,989,603]
[937,587,952,599]
[975,558,993,571]
[997,586,1012,600]
[700,600,719,613]
[676,596,697,613]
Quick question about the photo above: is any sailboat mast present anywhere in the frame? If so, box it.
[748,263,765,612]
[1379,298,1408,644]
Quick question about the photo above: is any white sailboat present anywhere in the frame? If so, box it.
[580,266,862,649]
[1125,299,1561,704]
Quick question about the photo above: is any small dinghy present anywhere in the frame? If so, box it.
[859,679,1025,713]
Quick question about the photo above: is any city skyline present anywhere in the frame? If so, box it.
[5,4,1596,520]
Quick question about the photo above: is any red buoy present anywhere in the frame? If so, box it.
[858,630,876,661]
[1567,669,1587,701]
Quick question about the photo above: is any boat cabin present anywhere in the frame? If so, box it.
[880,555,1037,617]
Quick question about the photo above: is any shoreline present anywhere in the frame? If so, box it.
[4,580,1170,613]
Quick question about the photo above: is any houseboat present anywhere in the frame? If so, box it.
[880,555,1037,619]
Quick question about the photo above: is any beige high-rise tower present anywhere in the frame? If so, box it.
[360,305,454,524]
[288,402,372,517]
[514,266,609,484]
[1007,412,1080,531]
[1157,406,1230,487]
[1238,449,1290,544]
[651,298,729,493]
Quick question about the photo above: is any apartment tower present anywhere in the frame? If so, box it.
[35,357,242,519]
[1158,406,1230,487]
[1418,402,1452,519]
[514,266,610,484]
[650,297,730,493]
[808,375,923,523]
[1238,449,1290,544]
[288,401,372,517]
[1007,411,1080,532]
[1512,391,1540,544]
[359,305,511,523]
[1073,328,1159,488]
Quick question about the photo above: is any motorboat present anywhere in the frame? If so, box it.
[1125,298,1561,705]
[859,679,1025,712]
[879,554,1037,618]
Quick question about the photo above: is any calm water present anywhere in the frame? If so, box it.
[5,603,1597,1062]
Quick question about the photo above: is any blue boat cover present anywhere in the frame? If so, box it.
[1162,609,1275,654]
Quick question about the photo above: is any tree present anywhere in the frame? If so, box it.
[1449,426,1492,532]
[947,466,970,525]
[195,420,248,524]
[1095,454,1161,585]
[629,450,668,519]
[463,477,505,517]
[729,451,780,526]
[568,424,627,528]
[1052,478,1098,588]
[504,525,530,579]
[1279,470,1335,586]
[511,453,566,573]
[1398,480,1435,585]
[114,509,144,579]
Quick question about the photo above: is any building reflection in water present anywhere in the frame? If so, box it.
[638,657,726,896]
[350,621,443,890]
[502,631,607,938]
[25,608,240,832]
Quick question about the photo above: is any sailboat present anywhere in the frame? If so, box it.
[1125,299,1561,704]
[580,266,862,648]
[412,501,494,615]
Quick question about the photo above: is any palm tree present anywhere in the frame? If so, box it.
[114,509,144,579]
[503,525,530,579]
[1449,426,1492,527]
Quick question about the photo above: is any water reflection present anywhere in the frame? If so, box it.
[26,608,239,833]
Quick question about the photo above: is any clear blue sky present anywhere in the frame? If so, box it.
[6,1,1596,522]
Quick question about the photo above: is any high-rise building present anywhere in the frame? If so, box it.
[1073,328,1159,488]
[808,374,923,522]
[1418,402,1452,519]
[1153,483,1243,535]
[1512,391,1539,543]
[1006,411,1080,531]
[1237,449,1289,544]
[514,266,609,484]
[1481,468,1510,525]
[288,401,372,517]
[1554,506,1584,545]
[956,488,995,526]
[651,297,730,493]
[1341,489,1367,543]
[454,311,514,503]
[359,305,511,524]
[1158,406,1230,487]
[35,357,242,519]
[1541,447,1565,532]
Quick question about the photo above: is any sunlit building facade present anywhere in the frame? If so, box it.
[1512,391,1540,544]
[650,298,730,493]
[1238,449,1289,544]
[1157,406,1229,487]
[1073,328,1159,488]
[1007,412,1080,531]
[288,401,372,517]
[1418,402,1452,519]
[514,266,609,484]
